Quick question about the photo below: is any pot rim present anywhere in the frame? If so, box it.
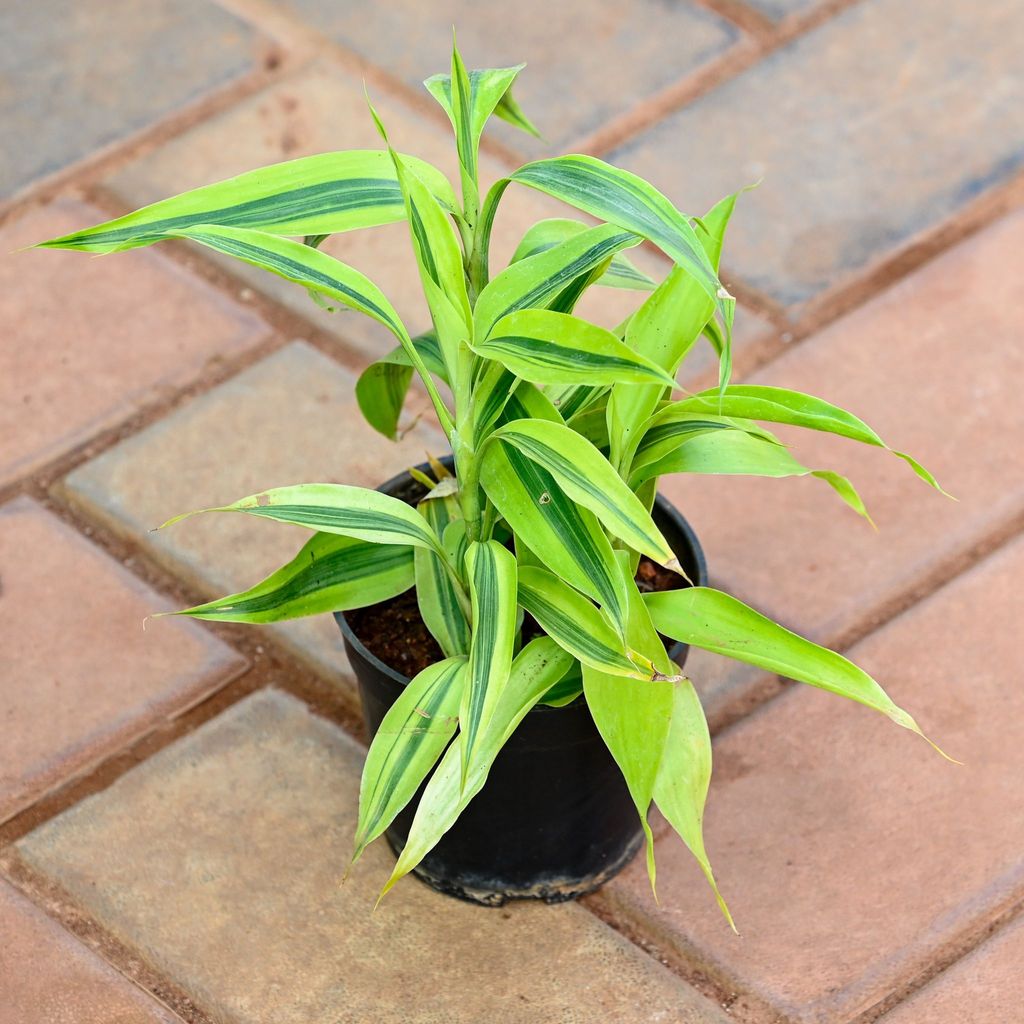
[335,457,708,691]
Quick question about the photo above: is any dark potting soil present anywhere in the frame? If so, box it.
[347,555,686,680]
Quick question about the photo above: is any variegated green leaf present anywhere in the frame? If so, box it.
[630,428,872,522]
[674,385,946,493]
[476,308,679,389]
[517,565,645,678]
[511,218,655,291]
[425,54,534,215]
[177,224,407,337]
[654,679,734,929]
[631,407,782,471]
[380,638,573,897]
[164,533,413,623]
[583,553,677,888]
[415,499,470,658]
[160,484,444,552]
[370,105,471,378]
[508,155,721,313]
[353,656,467,861]
[479,438,629,629]
[355,331,447,440]
[460,540,518,780]
[492,418,676,566]
[645,587,950,758]
[36,151,457,253]
[171,224,454,436]
[474,223,642,338]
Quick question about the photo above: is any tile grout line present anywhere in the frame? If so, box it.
[0,853,215,1024]
[572,0,865,158]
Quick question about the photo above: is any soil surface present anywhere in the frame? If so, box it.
[348,555,687,680]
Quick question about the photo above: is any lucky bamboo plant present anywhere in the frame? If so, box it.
[39,44,947,924]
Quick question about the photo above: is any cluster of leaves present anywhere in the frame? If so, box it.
[40,43,947,924]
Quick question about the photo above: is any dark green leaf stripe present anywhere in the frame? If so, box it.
[243,504,431,543]
[485,333,661,376]
[170,535,414,624]
[184,229,402,335]
[487,231,638,329]
[193,543,409,618]
[358,657,465,846]
[37,152,457,253]
[501,444,624,618]
[407,197,440,286]
[510,156,717,300]
[518,587,634,672]
[461,542,517,779]
[415,500,470,657]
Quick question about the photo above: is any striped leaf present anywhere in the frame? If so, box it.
[172,225,454,436]
[508,155,721,314]
[370,106,471,379]
[673,385,946,493]
[160,484,444,552]
[476,308,679,389]
[380,638,573,897]
[177,224,408,338]
[36,151,457,253]
[479,437,629,629]
[511,218,656,292]
[425,56,535,214]
[353,656,467,862]
[654,679,734,929]
[415,499,470,658]
[474,223,642,338]
[355,331,446,440]
[645,587,950,758]
[631,407,782,471]
[493,418,676,566]
[583,553,678,889]
[165,533,413,623]
[460,541,518,781]
[517,565,646,678]
[629,428,872,522]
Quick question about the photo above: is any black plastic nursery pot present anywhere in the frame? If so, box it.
[336,459,707,906]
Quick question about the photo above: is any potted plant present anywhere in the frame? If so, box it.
[39,44,948,923]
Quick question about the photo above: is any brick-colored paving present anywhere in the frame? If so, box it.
[2,2,1022,1022]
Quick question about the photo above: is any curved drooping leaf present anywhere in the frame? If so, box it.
[36,151,458,253]
[508,155,721,310]
[164,533,413,623]
[178,224,407,336]
[630,428,872,522]
[583,552,677,888]
[606,260,716,470]
[380,638,573,897]
[673,385,946,493]
[160,484,444,552]
[630,407,783,470]
[170,224,454,436]
[353,656,467,862]
[460,541,518,782]
[474,223,642,337]
[654,679,735,930]
[511,218,655,291]
[480,438,629,629]
[492,418,676,565]
[355,331,446,440]
[517,565,646,678]
[476,309,678,389]
[415,499,470,658]
[645,587,948,755]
